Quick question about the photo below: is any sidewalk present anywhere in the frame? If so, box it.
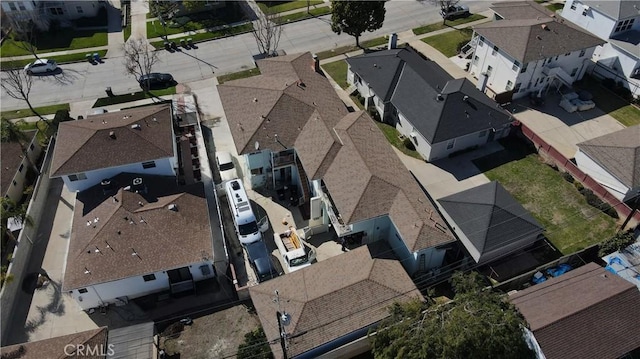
[106,0,125,58]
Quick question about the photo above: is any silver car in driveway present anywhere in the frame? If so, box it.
[440,4,470,20]
[24,59,58,75]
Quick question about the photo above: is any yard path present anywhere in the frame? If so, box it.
[130,0,149,41]
[106,0,125,58]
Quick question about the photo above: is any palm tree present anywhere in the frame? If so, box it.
[1,118,40,175]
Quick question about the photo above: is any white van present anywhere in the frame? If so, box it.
[226,179,262,245]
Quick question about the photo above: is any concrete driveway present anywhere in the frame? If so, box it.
[511,93,625,159]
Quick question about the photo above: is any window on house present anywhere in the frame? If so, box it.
[251,167,263,175]
[68,173,87,182]
[554,56,559,61]
[615,19,635,33]
[512,61,520,72]
[29,143,35,151]
[570,3,576,10]
[579,49,586,57]
[506,80,513,91]
[513,83,522,93]
[479,36,484,46]
[570,67,578,76]
[18,2,26,10]
[446,139,455,150]
[582,7,588,16]
[565,52,571,56]
[492,46,498,56]
[50,7,63,15]
[520,63,528,73]
[143,274,156,281]
[18,164,24,173]
[486,65,493,76]
[76,6,83,13]
[200,264,211,276]
[355,74,361,84]
[142,161,156,169]
[8,2,17,11]
[479,130,487,137]
[473,55,479,65]
[12,180,17,186]
[78,288,88,293]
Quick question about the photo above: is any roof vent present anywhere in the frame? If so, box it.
[541,24,549,31]
[109,131,116,139]
[253,97,258,102]
[536,35,543,40]
[463,95,469,101]
[168,204,178,211]
[131,123,141,129]
[436,94,444,102]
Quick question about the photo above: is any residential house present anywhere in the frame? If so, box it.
[468,1,604,100]
[249,245,422,359]
[218,52,456,275]
[1,0,102,32]
[575,125,640,202]
[510,262,640,359]
[346,47,513,161]
[1,130,41,204]
[63,173,216,311]
[561,0,640,98]
[50,104,178,193]
[0,327,108,358]
[438,181,544,264]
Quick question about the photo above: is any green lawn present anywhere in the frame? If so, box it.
[146,3,246,39]
[421,28,472,57]
[413,14,486,35]
[1,30,107,57]
[575,76,640,127]
[275,6,331,24]
[316,36,389,60]
[473,138,617,254]
[1,104,70,120]
[321,60,348,89]
[217,67,261,84]
[375,121,422,159]
[0,50,108,70]
[257,0,324,14]
[545,3,564,12]
[93,87,177,107]
[150,23,253,49]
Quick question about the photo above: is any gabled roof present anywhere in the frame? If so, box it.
[490,1,555,20]
[610,29,640,59]
[249,246,422,359]
[348,48,512,144]
[577,125,640,189]
[474,18,605,63]
[51,104,174,177]
[0,327,108,359]
[63,173,212,290]
[580,0,640,21]
[439,181,543,263]
[1,130,37,196]
[219,52,455,252]
[510,262,640,359]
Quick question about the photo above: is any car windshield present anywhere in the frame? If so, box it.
[289,255,309,267]
[219,162,234,171]
[239,221,258,235]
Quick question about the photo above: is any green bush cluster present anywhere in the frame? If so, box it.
[578,187,618,219]
[598,231,635,257]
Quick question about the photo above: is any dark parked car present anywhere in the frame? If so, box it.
[138,73,175,90]
[246,241,279,283]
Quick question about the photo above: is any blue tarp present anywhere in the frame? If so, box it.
[546,264,573,277]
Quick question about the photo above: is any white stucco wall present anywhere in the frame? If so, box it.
[561,0,617,40]
[4,136,42,203]
[575,149,630,200]
[61,156,177,192]
[245,150,271,189]
[69,261,215,310]
[593,42,640,97]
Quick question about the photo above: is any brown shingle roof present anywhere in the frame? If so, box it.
[490,1,555,19]
[249,246,422,359]
[1,130,37,197]
[510,262,640,359]
[0,327,108,359]
[577,125,640,189]
[51,104,174,177]
[219,53,454,252]
[474,18,604,63]
[63,173,212,290]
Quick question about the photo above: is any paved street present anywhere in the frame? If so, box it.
[1,0,505,110]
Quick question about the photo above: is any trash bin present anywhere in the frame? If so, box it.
[180,39,186,48]
[86,54,94,62]
[164,41,171,51]
[105,87,114,97]
[187,38,193,47]
[170,41,178,50]
[93,53,101,62]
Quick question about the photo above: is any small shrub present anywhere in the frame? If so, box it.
[162,322,184,337]
[598,231,635,256]
[574,181,584,191]
[562,171,574,183]
[605,207,619,219]
[237,327,273,359]
[403,138,416,151]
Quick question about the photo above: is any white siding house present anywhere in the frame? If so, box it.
[2,0,102,31]
[1,131,42,204]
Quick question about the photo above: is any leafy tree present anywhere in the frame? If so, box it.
[330,1,386,47]
[370,272,534,359]
[237,327,273,359]
[598,231,635,257]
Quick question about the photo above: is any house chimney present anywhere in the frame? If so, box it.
[109,131,116,139]
[388,33,398,50]
[312,54,320,73]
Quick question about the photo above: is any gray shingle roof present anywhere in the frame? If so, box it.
[249,246,422,359]
[439,181,543,262]
[63,173,212,290]
[577,125,640,189]
[0,327,108,359]
[474,18,605,63]
[580,0,640,20]
[490,1,555,20]
[510,262,640,359]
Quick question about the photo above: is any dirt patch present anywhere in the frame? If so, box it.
[160,304,262,359]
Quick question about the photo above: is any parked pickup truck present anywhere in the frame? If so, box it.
[274,226,316,273]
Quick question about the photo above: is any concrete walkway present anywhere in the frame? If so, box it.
[130,0,149,40]
[106,0,125,58]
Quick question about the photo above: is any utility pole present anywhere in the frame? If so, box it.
[274,290,289,359]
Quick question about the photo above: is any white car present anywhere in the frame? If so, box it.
[24,59,58,75]
[215,151,238,182]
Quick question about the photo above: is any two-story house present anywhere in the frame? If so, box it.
[346,47,513,161]
[1,0,102,32]
[561,0,640,98]
[468,1,604,100]
[50,104,178,192]
[1,130,41,204]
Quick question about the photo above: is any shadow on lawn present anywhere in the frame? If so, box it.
[472,136,536,173]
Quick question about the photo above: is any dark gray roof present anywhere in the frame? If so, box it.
[581,0,640,20]
[439,181,543,261]
[577,125,640,189]
[474,19,605,63]
[349,48,512,144]
[610,29,640,58]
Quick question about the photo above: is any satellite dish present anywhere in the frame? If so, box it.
[255,141,260,150]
